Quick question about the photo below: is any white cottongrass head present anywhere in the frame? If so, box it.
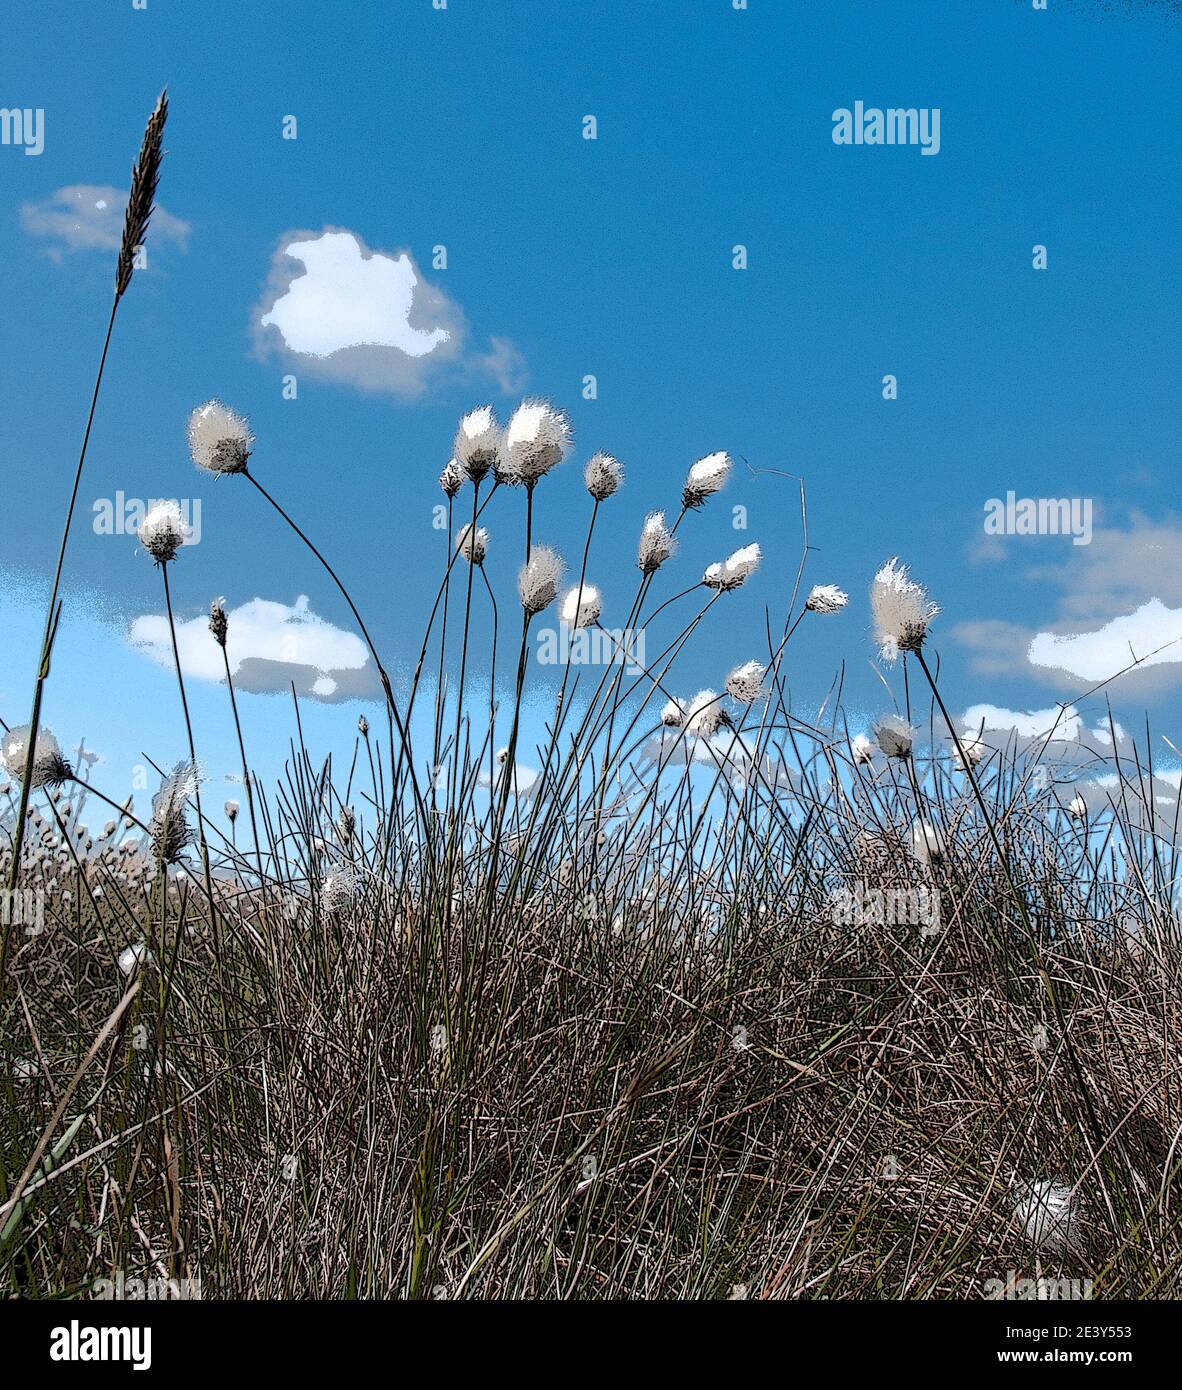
[703,542,761,591]
[321,863,360,914]
[637,511,677,573]
[682,451,731,508]
[138,500,189,564]
[725,660,766,705]
[225,799,239,822]
[911,818,945,865]
[871,557,939,661]
[188,400,253,474]
[518,544,565,614]
[560,582,601,629]
[118,941,152,976]
[150,761,197,864]
[584,451,623,501]
[1,725,71,789]
[874,714,915,759]
[851,733,875,766]
[686,689,729,739]
[660,698,686,728]
[453,405,501,483]
[953,727,988,773]
[1011,1178,1083,1255]
[439,458,465,498]
[503,399,572,485]
[1067,793,1088,820]
[456,522,489,565]
[806,584,849,614]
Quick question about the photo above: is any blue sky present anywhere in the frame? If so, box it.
[2,0,1181,816]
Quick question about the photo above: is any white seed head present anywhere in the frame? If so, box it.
[225,799,239,822]
[660,698,686,728]
[1011,1178,1082,1254]
[638,511,677,573]
[683,451,732,508]
[871,557,939,661]
[188,400,253,474]
[874,714,915,760]
[686,689,729,738]
[1,725,71,789]
[453,406,501,482]
[704,542,761,591]
[150,761,197,864]
[118,941,152,976]
[518,544,565,614]
[321,863,359,914]
[806,584,849,614]
[503,399,572,484]
[584,451,623,501]
[725,660,766,704]
[911,818,945,865]
[953,728,987,772]
[439,458,465,498]
[138,500,188,564]
[1067,794,1088,820]
[851,733,875,765]
[560,582,602,629]
[456,522,489,565]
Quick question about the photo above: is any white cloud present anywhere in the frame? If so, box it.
[961,703,1082,740]
[128,595,374,701]
[20,184,190,260]
[253,228,526,398]
[1028,598,1182,684]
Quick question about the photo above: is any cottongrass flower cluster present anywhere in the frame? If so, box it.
[439,459,465,498]
[209,596,228,647]
[638,511,677,573]
[686,689,729,738]
[806,584,849,614]
[1,725,71,789]
[225,800,239,823]
[518,545,565,614]
[874,714,915,760]
[725,660,766,704]
[456,522,489,566]
[703,543,761,592]
[871,556,939,661]
[138,500,188,564]
[851,733,875,766]
[150,761,197,865]
[584,451,623,501]
[322,863,359,914]
[682,451,731,508]
[336,806,355,849]
[187,400,253,475]
[453,406,500,483]
[911,818,944,865]
[1012,1178,1083,1255]
[560,583,601,630]
[502,399,572,485]
[117,941,151,977]
[1067,794,1088,820]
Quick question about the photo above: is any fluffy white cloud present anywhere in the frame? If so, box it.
[961,704,1082,740]
[253,228,526,398]
[20,184,190,259]
[1028,599,1182,683]
[128,595,374,700]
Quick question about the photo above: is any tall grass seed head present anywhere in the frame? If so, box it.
[439,458,465,498]
[871,556,939,661]
[682,451,731,508]
[456,522,489,565]
[686,689,729,738]
[1,725,71,789]
[704,542,761,591]
[453,406,500,483]
[503,399,572,485]
[138,500,188,564]
[806,584,849,614]
[188,400,253,474]
[638,511,677,573]
[584,451,623,501]
[560,582,601,629]
[209,596,229,647]
[874,714,915,759]
[725,660,766,704]
[518,544,565,614]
